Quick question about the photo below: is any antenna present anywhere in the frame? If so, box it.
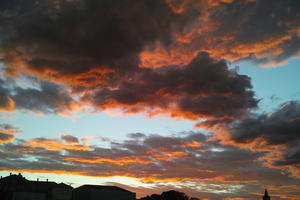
[66,182,74,186]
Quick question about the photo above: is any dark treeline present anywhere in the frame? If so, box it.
[138,190,199,200]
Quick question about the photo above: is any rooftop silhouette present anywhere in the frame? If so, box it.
[0,173,275,200]
[0,173,135,200]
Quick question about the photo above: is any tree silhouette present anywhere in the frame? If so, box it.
[161,190,189,200]
[139,190,199,200]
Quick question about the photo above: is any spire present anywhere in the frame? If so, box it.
[263,188,270,200]
[265,189,269,196]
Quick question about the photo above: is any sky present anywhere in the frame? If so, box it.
[0,0,300,199]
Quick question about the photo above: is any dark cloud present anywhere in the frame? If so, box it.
[0,50,258,121]
[211,0,300,65]
[230,101,300,146]
[10,79,79,114]
[127,133,146,139]
[0,0,37,15]
[61,134,79,144]
[0,79,14,112]
[274,148,300,167]
[0,0,190,79]
[0,123,20,144]
[0,0,298,82]
[222,101,300,178]
[0,133,14,144]
[143,0,300,67]
[212,0,300,42]
[0,123,19,132]
[86,52,257,121]
[3,0,299,121]
[0,77,79,114]
[0,0,23,19]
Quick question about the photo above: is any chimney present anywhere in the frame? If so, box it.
[47,179,48,182]
[37,178,39,182]
[10,172,12,176]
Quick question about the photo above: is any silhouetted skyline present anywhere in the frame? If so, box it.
[0,174,275,200]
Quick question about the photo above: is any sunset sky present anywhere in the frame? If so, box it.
[0,0,300,199]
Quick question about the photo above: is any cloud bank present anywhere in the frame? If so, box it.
[1,127,300,199]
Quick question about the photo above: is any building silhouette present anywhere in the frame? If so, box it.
[0,174,275,200]
[0,173,73,200]
[73,184,136,200]
[0,174,136,200]
[263,189,271,200]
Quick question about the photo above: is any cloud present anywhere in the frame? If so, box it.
[0,131,295,183]
[84,52,257,122]
[1,131,300,199]
[0,123,20,144]
[0,0,190,80]
[0,133,14,144]
[0,0,298,83]
[1,129,300,199]
[3,0,298,79]
[0,79,15,112]
[25,137,90,151]
[212,101,300,179]
[3,0,299,121]
[61,133,80,144]
[266,185,300,200]
[13,81,81,115]
[0,77,80,115]
[141,0,300,68]
[1,50,258,122]
[229,101,300,146]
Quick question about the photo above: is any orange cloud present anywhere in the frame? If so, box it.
[64,157,151,165]
[0,124,20,144]
[0,96,16,113]
[25,138,90,151]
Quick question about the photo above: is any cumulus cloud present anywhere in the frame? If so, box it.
[1,50,258,121]
[2,0,298,120]
[84,52,258,122]
[213,101,300,179]
[230,101,300,146]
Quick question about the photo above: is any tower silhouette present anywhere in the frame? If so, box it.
[262,189,270,200]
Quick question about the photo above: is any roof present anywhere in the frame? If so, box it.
[0,174,28,185]
[0,174,73,190]
[29,181,71,189]
[75,185,133,193]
